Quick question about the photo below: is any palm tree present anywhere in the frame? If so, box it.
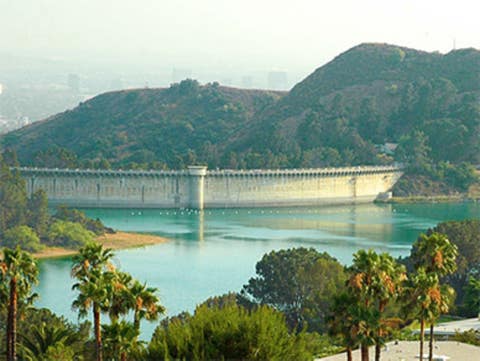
[102,321,141,361]
[71,242,114,279]
[108,271,134,324]
[370,253,406,361]
[402,268,439,361]
[427,284,455,361]
[411,232,457,361]
[71,242,114,361]
[129,280,165,332]
[347,250,379,361]
[0,247,39,361]
[348,250,405,361]
[411,233,458,277]
[18,322,78,361]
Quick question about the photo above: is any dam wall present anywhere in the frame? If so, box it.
[17,165,403,209]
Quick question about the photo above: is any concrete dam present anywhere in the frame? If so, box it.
[18,165,403,209]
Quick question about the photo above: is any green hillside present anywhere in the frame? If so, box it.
[2,81,284,169]
[2,43,479,195]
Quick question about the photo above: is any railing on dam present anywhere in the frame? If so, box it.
[15,165,403,178]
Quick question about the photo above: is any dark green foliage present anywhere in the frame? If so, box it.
[0,152,110,252]
[2,226,43,253]
[462,277,480,317]
[241,247,347,332]
[147,301,312,361]
[54,206,110,235]
[27,190,49,238]
[17,308,92,361]
[3,81,284,171]
[47,220,95,249]
[102,321,142,361]
[431,220,480,313]
[0,154,28,233]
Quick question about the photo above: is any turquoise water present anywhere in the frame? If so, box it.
[35,202,479,338]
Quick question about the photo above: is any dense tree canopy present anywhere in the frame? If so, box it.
[241,247,347,332]
[148,301,312,361]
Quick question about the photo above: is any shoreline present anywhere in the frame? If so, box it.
[33,231,168,260]
[386,195,477,204]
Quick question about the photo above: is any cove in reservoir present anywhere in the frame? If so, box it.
[35,202,479,338]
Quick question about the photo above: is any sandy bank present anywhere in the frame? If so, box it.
[33,231,168,259]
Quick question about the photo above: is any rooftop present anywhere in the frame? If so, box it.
[433,317,480,335]
[316,341,480,361]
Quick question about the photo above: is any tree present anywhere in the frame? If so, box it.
[26,190,49,239]
[16,308,91,361]
[0,159,27,234]
[102,321,141,361]
[48,220,95,249]
[148,301,312,361]
[54,206,107,235]
[432,220,480,310]
[347,250,405,361]
[427,284,455,361]
[463,277,480,318]
[71,243,114,361]
[0,247,39,361]
[241,248,346,331]
[402,268,440,361]
[1,226,43,253]
[328,292,358,361]
[129,280,165,332]
[19,322,78,361]
[410,232,458,361]
[396,130,431,173]
[107,271,165,333]
[411,233,458,277]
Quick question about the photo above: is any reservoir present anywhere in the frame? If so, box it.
[35,202,479,338]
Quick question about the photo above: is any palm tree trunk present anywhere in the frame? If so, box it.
[133,310,140,332]
[6,294,11,361]
[7,278,18,361]
[93,303,103,361]
[429,323,434,361]
[361,344,369,361]
[347,347,353,361]
[375,301,387,361]
[419,319,425,361]
[121,351,127,361]
[375,343,381,361]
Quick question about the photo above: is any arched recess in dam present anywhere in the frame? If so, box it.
[17,165,403,209]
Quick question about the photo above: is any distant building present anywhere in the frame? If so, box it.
[0,83,3,95]
[67,74,80,92]
[375,143,398,156]
[267,71,287,90]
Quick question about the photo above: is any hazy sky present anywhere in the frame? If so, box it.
[1,0,479,73]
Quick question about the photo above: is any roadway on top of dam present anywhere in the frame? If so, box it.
[16,165,403,177]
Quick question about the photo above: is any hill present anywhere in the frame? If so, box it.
[2,43,479,195]
[2,81,284,169]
